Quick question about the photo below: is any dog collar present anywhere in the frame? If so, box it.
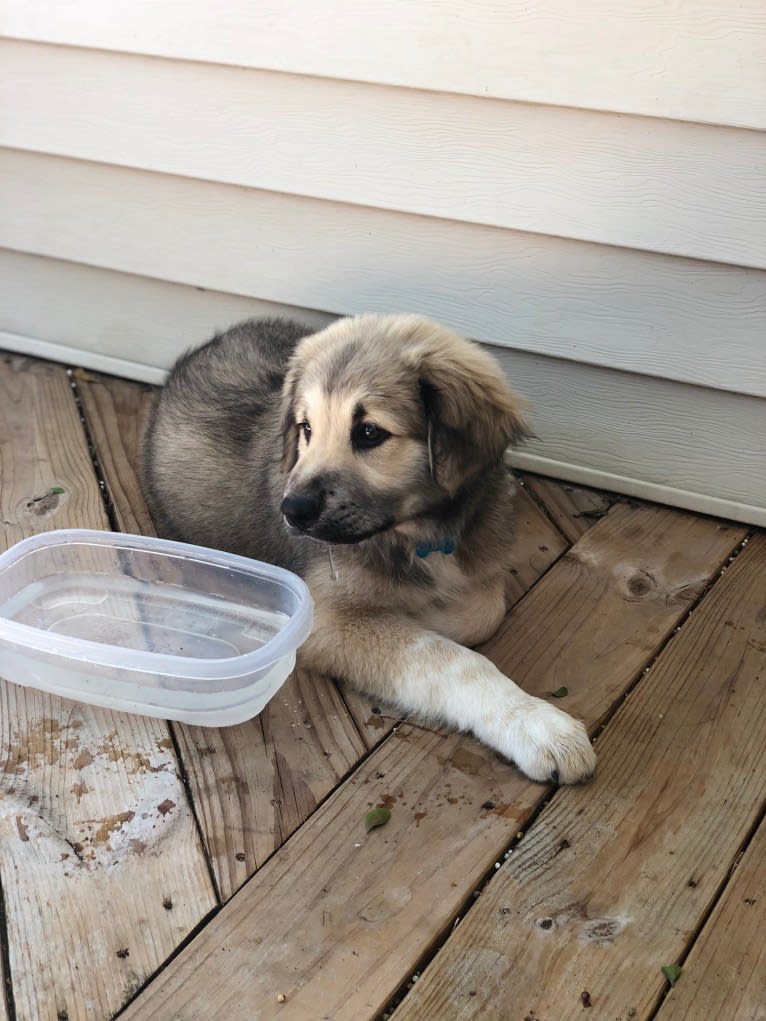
[415,537,456,558]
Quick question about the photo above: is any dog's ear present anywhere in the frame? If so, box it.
[280,362,301,473]
[405,323,531,494]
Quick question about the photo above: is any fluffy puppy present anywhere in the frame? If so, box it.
[142,314,595,783]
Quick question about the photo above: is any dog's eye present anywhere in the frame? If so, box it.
[352,422,390,450]
[299,420,312,443]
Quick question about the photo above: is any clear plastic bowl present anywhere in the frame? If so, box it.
[0,529,313,726]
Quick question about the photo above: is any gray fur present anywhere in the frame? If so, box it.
[142,317,314,571]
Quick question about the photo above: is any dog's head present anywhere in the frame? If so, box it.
[279,314,529,544]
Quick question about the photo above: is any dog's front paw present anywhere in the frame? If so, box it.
[493,698,596,784]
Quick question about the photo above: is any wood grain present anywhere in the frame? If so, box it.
[392,534,766,1021]
[653,815,766,1021]
[174,670,366,900]
[76,372,368,900]
[0,355,217,1020]
[519,472,620,544]
[73,368,156,535]
[3,0,765,128]
[4,40,766,269]
[117,503,746,1021]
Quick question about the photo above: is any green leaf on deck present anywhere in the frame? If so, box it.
[661,964,682,986]
[550,686,569,698]
[364,808,391,832]
[49,486,65,495]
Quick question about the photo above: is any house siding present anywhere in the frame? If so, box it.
[1,4,764,523]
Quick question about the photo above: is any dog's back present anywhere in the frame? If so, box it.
[141,317,313,568]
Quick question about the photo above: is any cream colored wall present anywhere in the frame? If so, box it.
[1,4,764,523]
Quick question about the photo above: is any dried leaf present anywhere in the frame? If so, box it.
[364,807,391,832]
[662,964,682,986]
[73,368,98,382]
[550,686,569,698]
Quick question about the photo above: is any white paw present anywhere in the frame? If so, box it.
[490,698,596,784]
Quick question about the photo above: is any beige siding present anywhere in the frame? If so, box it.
[3,41,765,267]
[2,0,765,128]
[0,250,334,384]
[3,151,764,398]
[1,3,764,523]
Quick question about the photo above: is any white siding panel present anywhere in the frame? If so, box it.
[0,250,333,383]
[0,254,761,524]
[2,151,765,399]
[497,347,766,526]
[4,42,765,268]
[2,0,765,129]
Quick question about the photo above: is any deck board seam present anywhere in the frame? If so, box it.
[66,365,121,533]
[168,721,224,905]
[512,471,575,544]
[645,794,766,1021]
[0,874,17,1021]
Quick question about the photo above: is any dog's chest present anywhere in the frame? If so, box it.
[416,556,507,646]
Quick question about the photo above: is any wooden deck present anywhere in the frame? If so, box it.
[1,351,764,1021]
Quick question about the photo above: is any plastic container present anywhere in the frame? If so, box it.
[0,529,313,726]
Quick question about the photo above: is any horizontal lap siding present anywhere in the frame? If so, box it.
[2,152,765,399]
[2,0,765,128]
[2,41,765,268]
[1,5,764,522]
[0,250,334,384]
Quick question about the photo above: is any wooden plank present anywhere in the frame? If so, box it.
[76,371,368,900]
[654,816,766,1021]
[0,355,217,1020]
[2,1,765,129]
[4,153,766,393]
[0,357,108,549]
[117,503,746,1021]
[392,534,766,1021]
[5,42,766,269]
[173,670,366,900]
[73,369,156,535]
[519,473,620,544]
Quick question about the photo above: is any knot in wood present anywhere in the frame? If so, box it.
[627,571,653,598]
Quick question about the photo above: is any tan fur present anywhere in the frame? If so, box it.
[142,313,596,784]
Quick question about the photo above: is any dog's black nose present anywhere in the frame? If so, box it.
[281,492,323,531]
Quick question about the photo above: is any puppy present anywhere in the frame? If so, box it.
[141,314,595,783]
